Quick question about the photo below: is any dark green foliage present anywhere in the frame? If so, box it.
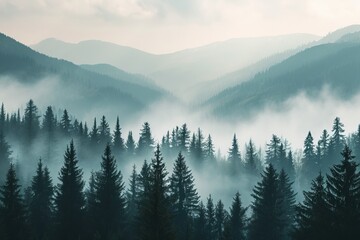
[95,144,126,239]
[169,152,199,239]
[248,164,282,240]
[126,131,136,156]
[326,145,360,239]
[245,140,260,176]
[29,159,54,240]
[205,134,216,163]
[55,140,85,240]
[301,131,317,187]
[137,122,154,156]
[125,165,138,240]
[0,132,12,178]
[138,145,174,240]
[98,115,111,148]
[0,164,27,240]
[206,195,216,240]
[214,200,226,240]
[194,201,207,240]
[318,129,330,169]
[294,173,332,240]
[227,192,247,240]
[90,118,99,147]
[178,124,190,153]
[0,103,6,133]
[228,134,242,175]
[24,99,40,144]
[265,135,281,170]
[113,116,125,157]
[328,117,346,166]
[60,109,72,136]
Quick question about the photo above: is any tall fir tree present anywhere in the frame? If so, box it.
[138,145,174,240]
[95,144,126,239]
[137,122,154,156]
[226,192,247,240]
[55,140,85,240]
[228,134,242,175]
[125,165,139,240]
[98,115,111,148]
[29,159,53,240]
[294,173,332,240]
[89,118,99,147]
[329,117,346,166]
[194,201,207,240]
[248,164,282,240]
[245,140,259,176]
[24,99,40,144]
[169,152,200,240]
[301,131,317,187]
[126,131,136,156]
[0,103,5,133]
[42,106,57,162]
[113,116,125,157]
[205,134,216,163]
[326,145,360,239]
[0,131,12,178]
[214,200,226,240]
[265,134,281,170]
[60,109,71,136]
[318,129,330,169]
[178,123,190,153]
[0,164,27,240]
[205,195,216,240]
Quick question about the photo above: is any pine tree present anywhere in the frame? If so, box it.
[84,171,98,239]
[42,106,57,162]
[29,159,53,240]
[228,134,241,175]
[0,132,12,178]
[95,144,126,239]
[301,131,317,187]
[126,131,136,156]
[24,99,40,143]
[326,145,360,239]
[125,165,138,240]
[0,164,27,240]
[248,164,282,240]
[0,103,6,133]
[329,117,346,165]
[318,129,330,169]
[98,115,111,148]
[278,170,296,240]
[138,145,174,240]
[227,192,247,240]
[245,140,259,176]
[89,118,99,147]
[294,173,332,240]
[60,109,72,136]
[194,201,207,240]
[113,116,125,157]
[205,134,216,163]
[55,140,85,240]
[265,134,281,170]
[206,195,216,240]
[169,152,200,239]
[178,124,190,153]
[137,122,154,156]
[215,200,226,240]
[195,128,205,162]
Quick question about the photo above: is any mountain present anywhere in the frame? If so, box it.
[32,34,319,99]
[203,40,360,120]
[193,25,360,103]
[0,33,168,123]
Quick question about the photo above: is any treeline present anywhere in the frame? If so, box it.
[1,100,360,239]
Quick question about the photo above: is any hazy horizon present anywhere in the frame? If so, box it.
[1,0,360,53]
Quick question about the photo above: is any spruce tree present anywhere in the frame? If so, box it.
[227,192,247,240]
[178,123,190,153]
[29,159,53,240]
[206,195,216,240]
[24,99,40,143]
[329,117,346,165]
[137,122,154,156]
[169,152,199,239]
[228,134,241,175]
[138,145,174,240]
[294,173,332,240]
[126,131,136,156]
[245,140,259,176]
[195,128,205,162]
[301,131,317,187]
[248,164,282,240]
[0,132,12,178]
[98,115,111,148]
[95,144,126,239]
[326,145,360,239]
[60,109,71,136]
[0,164,27,240]
[214,200,226,240]
[318,129,330,169]
[265,134,281,170]
[0,103,5,133]
[89,118,99,147]
[205,134,216,163]
[125,165,138,240]
[55,140,85,240]
[194,201,207,240]
[113,116,125,157]
[42,106,57,162]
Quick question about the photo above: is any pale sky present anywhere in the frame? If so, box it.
[1,0,360,53]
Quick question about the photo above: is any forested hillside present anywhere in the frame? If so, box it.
[1,100,360,240]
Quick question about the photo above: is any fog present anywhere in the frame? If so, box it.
[2,78,360,208]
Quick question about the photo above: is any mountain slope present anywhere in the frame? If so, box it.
[203,42,360,120]
[32,34,319,98]
[0,33,167,122]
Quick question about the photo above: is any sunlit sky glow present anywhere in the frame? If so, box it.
[1,0,360,53]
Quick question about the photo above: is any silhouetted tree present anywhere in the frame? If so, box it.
[265,134,281,170]
[0,164,27,240]
[214,200,226,240]
[0,132,12,178]
[113,116,125,157]
[137,122,154,156]
[24,99,40,144]
[98,115,111,148]
[178,124,190,153]
[206,195,216,240]
[228,134,241,175]
[54,140,85,240]
[60,109,71,136]
[227,192,247,240]
[205,134,216,163]
[29,159,53,240]
[126,131,136,156]
[245,140,260,176]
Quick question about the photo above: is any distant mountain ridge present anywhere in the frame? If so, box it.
[32,34,319,99]
[0,33,169,122]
